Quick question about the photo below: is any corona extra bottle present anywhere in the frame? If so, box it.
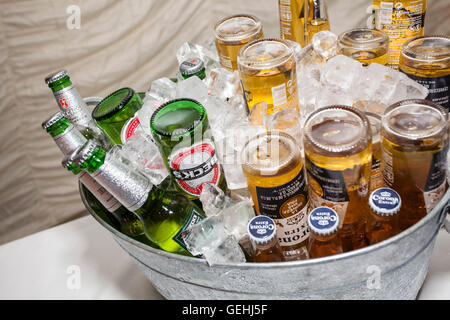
[366,112,383,193]
[247,215,286,262]
[303,105,372,252]
[214,14,263,71]
[399,35,450,111]
[373,0,427,69]
[338,28,389,66]
[366,187,401,244]
[307,206,343,258]
[242,131,310,261]
[238,38,299,115]
[381,99,448,230]
[278,0,307,47]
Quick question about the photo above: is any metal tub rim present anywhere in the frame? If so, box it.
[80,183,450,269]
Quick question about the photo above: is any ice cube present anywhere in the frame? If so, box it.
[222,200,255,242]
[116,132,169,186]
[199,183,232,217]
[175,76,209,101]
[321,55,364,92]
[182,215,246,265]
[147,77,176,102]
[266,108,302,142]
[206,68,241,102]
[312,31,339,61]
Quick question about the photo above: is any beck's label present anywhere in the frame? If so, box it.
[120,116,142,144]
[174,207,205,251]
[255,168,309,247]
[169,140,221,197]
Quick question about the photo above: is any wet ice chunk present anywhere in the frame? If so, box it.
[321,55,364,92]
[112,132,169,186]
[182,215,246,265]
[175,76,209,101]
[312,31,339,61]
[146,77,176,102]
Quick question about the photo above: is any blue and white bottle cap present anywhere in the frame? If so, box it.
[369,187,401,216]
[247,215,277,245]
[308,207,339,236]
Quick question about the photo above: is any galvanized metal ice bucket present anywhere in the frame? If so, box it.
[80,182,450,300]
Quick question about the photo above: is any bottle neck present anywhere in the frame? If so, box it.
[78,171,122,213]
[49,76,72,92]
[53,124,87,156]
[89,155,154,212]
[51,79,93,127]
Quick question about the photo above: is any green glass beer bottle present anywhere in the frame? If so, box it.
[62,156,155,246]
[45,70,107,144]
[72,140,206,255]
[179,57,206,80]
[42,112,150,244]
[150,98,227,200]
[92,87,143,145]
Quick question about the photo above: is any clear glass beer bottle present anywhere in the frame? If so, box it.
[247,215,286,262]
[307,206,343,258]
[381,99,448,230]
[366,187,401,244]
[303,105,372,252]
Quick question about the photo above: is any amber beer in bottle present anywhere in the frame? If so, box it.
[242,131,310,261]
[399,35,450,111]
[381,99,448,230]
[303,106,372,252]
[214,14,263,71]
[366,187,401,244]
[278,0,307,47]
[366,112,383,193]
[238,38,299,115]
[373,0,426,69]
[307,206,343,258]
[338,28,389,66]
[247,215,286,262]
[305,0,330,44]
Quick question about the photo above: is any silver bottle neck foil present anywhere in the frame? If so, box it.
[91,156,153,212]
[79,171,122,212]
[53,84,92,127]
[53,124,87,156]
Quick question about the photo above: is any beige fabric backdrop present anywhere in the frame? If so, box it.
[0,0,448,244]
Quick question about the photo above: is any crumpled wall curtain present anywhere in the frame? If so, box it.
[0,0,448,244]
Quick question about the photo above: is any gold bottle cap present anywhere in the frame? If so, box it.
[241,130,300,177]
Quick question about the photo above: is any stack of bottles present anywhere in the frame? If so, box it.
[41,0,449,265]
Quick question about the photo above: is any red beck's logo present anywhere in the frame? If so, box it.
[59,98,69,109]
[170,141,220,197]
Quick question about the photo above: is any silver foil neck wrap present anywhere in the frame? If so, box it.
[53,124,87,156]
[53,84,92,127]
[91,157,153,212]
[79,171,122,212]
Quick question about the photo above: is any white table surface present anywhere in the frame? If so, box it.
[0,215,449,300]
